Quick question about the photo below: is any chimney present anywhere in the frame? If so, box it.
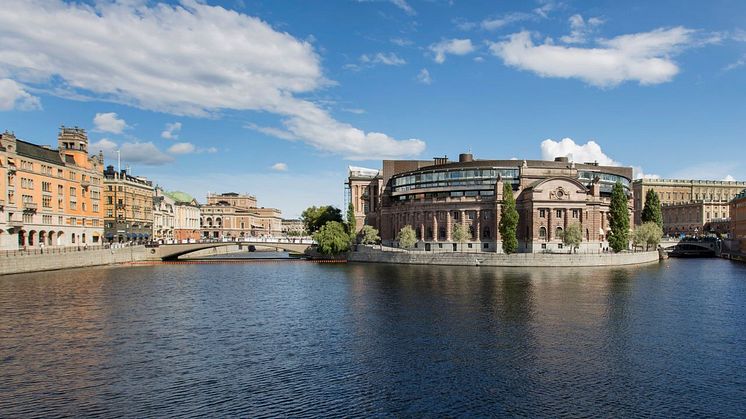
[459,153,473,163]
[554,156,569,163]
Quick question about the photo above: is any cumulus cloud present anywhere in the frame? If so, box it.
[161,122,182,139]
[390,0,415,15]
[93,112,127,134]
[560,14,604,44]
[91,138,173,166]
[430,39,475,63]
[723,175,736,181]
[490,27,695,87]
[168,142,196,154]
[0,79,41,111]
[417,68,433,84]
[271,162,288,171]
[540,138,619,165]
[0,0,423,159]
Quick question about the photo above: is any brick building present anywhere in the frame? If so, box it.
[200,192,282,239]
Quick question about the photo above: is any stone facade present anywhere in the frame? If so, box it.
[152,187,175,243]
[200,192,282,239]
[731,189,746,255]
[353,154,634,253]
[281,218,306,236]
[103,166,154,243]
[173,200,201,243]
[346,166,383,234]
[0,127,104,250]
[661,200,732,236]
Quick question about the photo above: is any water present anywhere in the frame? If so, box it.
[1,258,745,417]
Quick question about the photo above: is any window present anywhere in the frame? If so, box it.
[42,196,51,208]
[556,209,562,218]
[43,215,52,224]
[57,169,63,178]
[572,209,580,218]
[556,226,563,237]
[69,187,76,197]
[483,243,489,249]
[539,209,546,218]
[42,181,51,192]
[539,226,547,239]
[93,203,99,213]
[558,243,564,249]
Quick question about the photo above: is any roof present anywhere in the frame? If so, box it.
[389,158,633,179]
[15,140,65,165]
[165,191,195,203]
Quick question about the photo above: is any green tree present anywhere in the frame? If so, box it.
[632,222,663,251]
[301,205,343,234]
[499,182,519,254]
[608,181,630,253]
[346,203,357,235]
[641,189,663,230]
[451,223,469,252]
[312,221,350,255]
[359,225,380,245]
[397,225,417,249]
[561,223,583,253]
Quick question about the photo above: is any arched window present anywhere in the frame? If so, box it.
[539,226,547,240]
[555,226,563,238]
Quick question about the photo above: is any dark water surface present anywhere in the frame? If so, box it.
[1,258,745,417]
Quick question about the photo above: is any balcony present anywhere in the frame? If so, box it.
[23,202,38,213]
[9,219,23,228]
[81,180,91,189]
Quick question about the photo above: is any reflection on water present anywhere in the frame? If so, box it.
[0,259,745,416]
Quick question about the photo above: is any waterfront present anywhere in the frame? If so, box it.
[1,259,745,416]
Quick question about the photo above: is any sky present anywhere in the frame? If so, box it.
[0,0,745,217]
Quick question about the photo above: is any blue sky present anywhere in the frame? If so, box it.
[1,0,745,217]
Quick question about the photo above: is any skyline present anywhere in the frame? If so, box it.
[1,0,745,217]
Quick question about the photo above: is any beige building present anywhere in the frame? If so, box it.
[353,154,634,253]
[103,166,154,243]
[633,178,746,236]
[168,192,201,243]
[346,166,383,234]
[281,219,306,236]
[1,127,104,250]
[153,187,175,243]
[200,192,282,240]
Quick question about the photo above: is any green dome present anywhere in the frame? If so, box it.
[166,191,195,203]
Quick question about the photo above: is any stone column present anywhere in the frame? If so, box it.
[433,212,439,242]
[475,209,481,241]
[547,209,552,241]
[420,212,425,241]
[446,211,452,241]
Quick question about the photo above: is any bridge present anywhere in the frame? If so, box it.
[660,238,721,257]
[144,240,314,261]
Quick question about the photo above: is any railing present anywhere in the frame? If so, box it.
[0,243,121,257]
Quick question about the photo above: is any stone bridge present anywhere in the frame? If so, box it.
[145,241,314,261]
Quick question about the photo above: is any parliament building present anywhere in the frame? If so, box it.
[347,153,634,253]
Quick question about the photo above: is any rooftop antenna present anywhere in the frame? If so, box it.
[117,149,121,172]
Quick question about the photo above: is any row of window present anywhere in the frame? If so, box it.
[538,208,582,219]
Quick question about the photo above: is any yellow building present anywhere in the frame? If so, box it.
[0,127,104,250]
[200,192,282,239]
[103,166,154,243]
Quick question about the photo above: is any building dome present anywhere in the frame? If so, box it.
[166,191,194,203]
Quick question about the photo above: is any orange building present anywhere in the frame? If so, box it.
[0,127,104,250]
[731,189,746,255]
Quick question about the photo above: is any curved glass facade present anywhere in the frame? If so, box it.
[392,167,519,194]
[578,171,631,194]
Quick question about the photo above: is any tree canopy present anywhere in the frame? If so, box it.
[346,203,356,235]
[632,222,663,251]
[499,182,519,254]
[397,225,417,249]
[301,205,343,234]
[561,223,583,253]
[641,189,663,230]
[608,181,630,253]
[359,225,380,245]
[451,223,469,251]
[312,221,350,255]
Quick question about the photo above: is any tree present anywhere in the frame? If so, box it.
[608,181,630,253]
[632,222,663,251]
[312,221,350,255]
[641,189,663,230]
[561,223,582,253]
[359,225,380,245]
[301,205,343,234]
[451,223,469,252]
[397,225,417,249]
[499,182,519,254]
[346,203,357,235]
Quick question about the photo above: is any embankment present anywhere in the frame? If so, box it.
[1,246,147,275]
[348,246,660,267]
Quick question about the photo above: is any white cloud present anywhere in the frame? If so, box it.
[271,162,288,171]
[533,0,560,18]
[560,14,604,44]
[168,142,196,154]
[481,12,533,31]
[343,108,366,114]
[93,112,127,134]
[724,55,746,72]
[161,122,182,139]
[0,0,423,159]
[390,0,415,15]
[540,138,619,165]
[490,27,695,87]
[723,175,736,181]
[632,166,661,180]
[429,39,475,63]
[417,68,433,85]
[391,37,413,47]
[360,52,406,66]
[91,138,173,166]
[0,79,41,111]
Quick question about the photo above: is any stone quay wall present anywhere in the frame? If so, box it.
[348,246,660,267]
[0,246,148,276]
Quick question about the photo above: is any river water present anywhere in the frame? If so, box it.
[1,257,745,417]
